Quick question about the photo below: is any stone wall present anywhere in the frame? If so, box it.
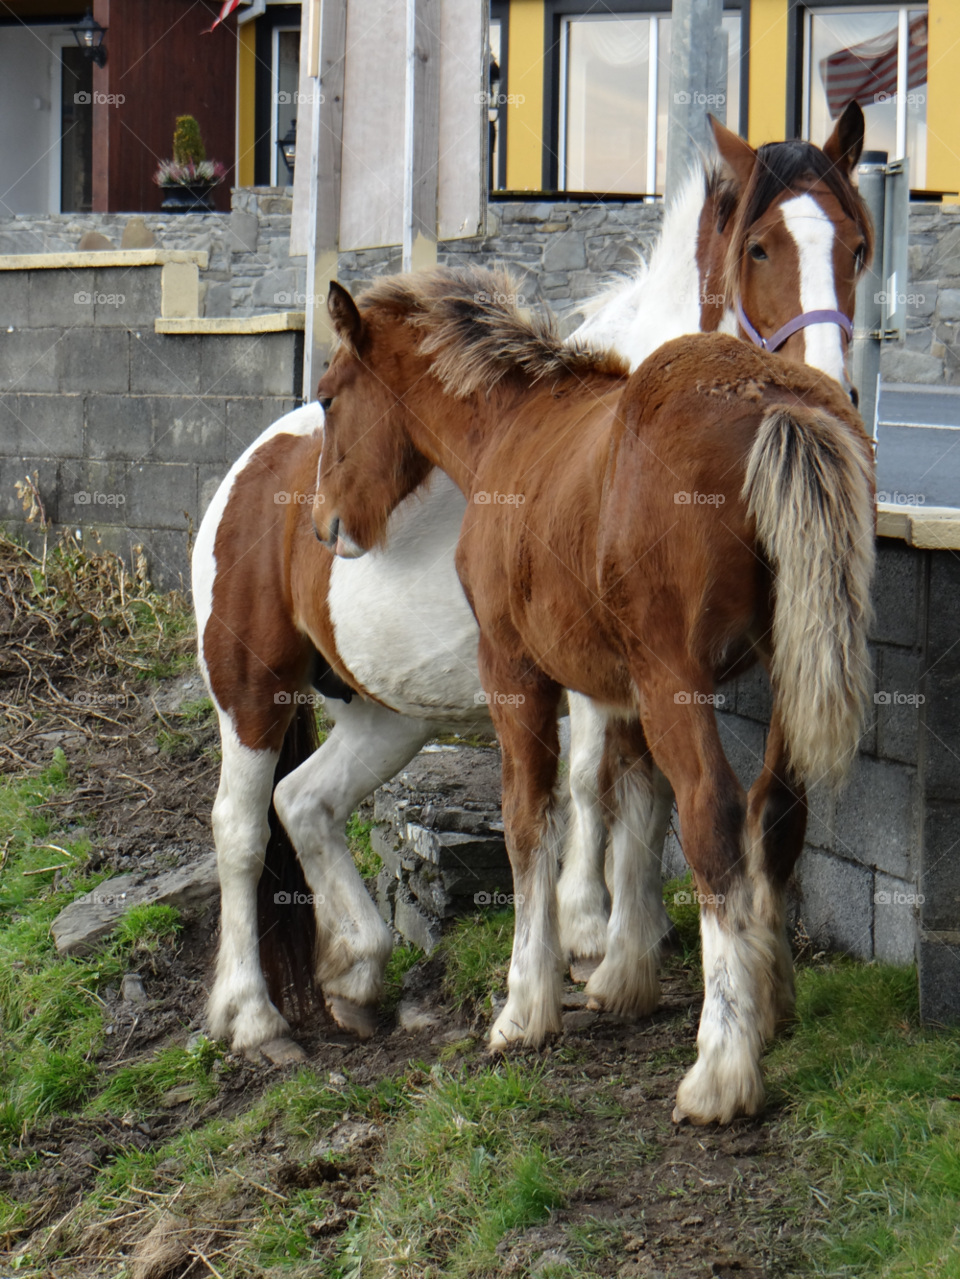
[882,202,960,386]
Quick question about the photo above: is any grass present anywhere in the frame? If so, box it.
[347,812,382,879]
[438,908,515,1011]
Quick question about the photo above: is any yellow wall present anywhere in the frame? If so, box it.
[926,0,960,199]
[747,0,789,146]
[505,0,545,190]
[236,20,257,188]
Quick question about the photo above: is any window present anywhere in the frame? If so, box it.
[803,6,927,188]
[271,26,300,186]
[558,11,740,196]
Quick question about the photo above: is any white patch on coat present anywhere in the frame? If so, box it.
[780,193,847,386]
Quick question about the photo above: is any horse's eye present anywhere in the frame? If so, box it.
[748,243,768,262]
[854,242,867,271]
[319,397,333,411]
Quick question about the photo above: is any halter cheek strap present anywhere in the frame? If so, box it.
[735,296,854,353]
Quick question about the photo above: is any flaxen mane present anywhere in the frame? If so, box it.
[358,266,628,397]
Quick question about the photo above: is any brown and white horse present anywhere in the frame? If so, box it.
[193,106,870,1062]
[313,267,876,1123]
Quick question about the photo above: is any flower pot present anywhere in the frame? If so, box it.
[159,183,216,213]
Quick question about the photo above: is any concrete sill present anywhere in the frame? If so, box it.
[0,249,209,270]
[877,501,960,549]
[154,312,305,334]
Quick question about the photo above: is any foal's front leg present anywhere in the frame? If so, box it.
[482,652,565,1050]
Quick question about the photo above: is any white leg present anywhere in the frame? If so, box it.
[584,766,674,1017]
[208,718,292,1052]
[557,694,611,965]
[673,891,774,1125]
[489,808,564,1049]
[272,698,438,1033]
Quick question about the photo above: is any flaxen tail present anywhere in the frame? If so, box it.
[743,406,875,787]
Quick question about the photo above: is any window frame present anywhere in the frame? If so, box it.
[270,22,301,187]
[543,0,747,195]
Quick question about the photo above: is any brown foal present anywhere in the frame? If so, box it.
[314,268,875,1124]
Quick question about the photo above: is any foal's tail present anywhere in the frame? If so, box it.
[743,406,875,787]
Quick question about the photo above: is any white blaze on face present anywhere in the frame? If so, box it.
[780,193,847,388]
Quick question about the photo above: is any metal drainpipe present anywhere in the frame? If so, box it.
[851,151,888,438]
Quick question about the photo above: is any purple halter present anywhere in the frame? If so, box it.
[735,296,853,353]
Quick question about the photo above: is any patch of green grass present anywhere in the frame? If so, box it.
[177,696,214,724]
[112,903,183,953]
[347,812,381,879]
[384,943,424,1009]
[769,959,960,1277]
[662,870,702,963]
[90,1041,221,1116]
[438,908,514,1012]
[336,1061,566,1277]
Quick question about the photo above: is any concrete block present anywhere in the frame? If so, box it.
[121,525,191,591]
[0,457,59,522]
[0,395,19,453]
[200,471,226,518]
[86,393,153,461]
[93,266,161,327]
[715,712,765,790]
[876,648,922,764]
[918,933,960,1023]
[833,754,919,880]
[59,328,130,394]
[204,281,234,318]
[0,328,59,392]
[0,271,30,326]
[870,541,921,647]
[153,397,226,463]
[122,463,198,531]
[131,331,201,394]
[796,847,874,958]
[59,458,135,525]
[879,346,943,384]
[28,269,96,327]
[13,393,84,458]
[225,397,273,453]
[161,262,200,319]
[805,783,837,852]
[542,232,586,273]
[873,871,919,964]
[200,332,302,398]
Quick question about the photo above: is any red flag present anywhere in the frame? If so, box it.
[820,15,927,119]
[204,0,242,34]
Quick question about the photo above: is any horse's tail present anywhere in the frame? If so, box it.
[743,405,875,787]
[257,703,320,1020]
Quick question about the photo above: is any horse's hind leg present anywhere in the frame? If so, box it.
[582,717,674,1018]
[745,705,807,1034]
[208,715,293,1054]
[557,693,611,976]
[272,697,438,1036]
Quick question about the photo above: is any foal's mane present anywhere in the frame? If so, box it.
[722,138,874,300]
[358,267,628,397]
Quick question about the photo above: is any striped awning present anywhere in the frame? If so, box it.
[820,14,928,118]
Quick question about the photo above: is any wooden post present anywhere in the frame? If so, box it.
[303,0,346,400]
[402,0,441,273]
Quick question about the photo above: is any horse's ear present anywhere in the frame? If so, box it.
[327,281,362,348]
[709,115,757,189]
[823,101,865,177]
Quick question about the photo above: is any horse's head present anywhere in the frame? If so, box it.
[313,281,433,558]
[709,102,872,392]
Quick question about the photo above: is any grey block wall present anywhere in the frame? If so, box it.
[0,262,302,589]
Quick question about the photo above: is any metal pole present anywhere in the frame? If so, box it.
[664,0,723,203]
[851,156,886,436]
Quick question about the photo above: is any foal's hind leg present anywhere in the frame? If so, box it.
[745,706,807,1035]
[272,698,439,1036]
[583,719,674,1018]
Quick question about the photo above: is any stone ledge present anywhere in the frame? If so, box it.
[154,311,305,335]
[0,249,209,270]
[877,501,960,549]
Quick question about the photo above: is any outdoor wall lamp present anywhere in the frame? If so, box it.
[278,120,296,181]
[70,9,108,67]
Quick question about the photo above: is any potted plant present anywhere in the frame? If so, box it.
[154,116,227,212]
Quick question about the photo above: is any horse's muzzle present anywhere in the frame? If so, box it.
[319,514,367,559]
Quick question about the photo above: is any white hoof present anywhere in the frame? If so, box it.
[488,997,561,1051]
[583,952,659,1018]
[327,997,377,1039]
[259,1037,308,1066]
[673,1052,765,1125]
[569,957,602,984]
